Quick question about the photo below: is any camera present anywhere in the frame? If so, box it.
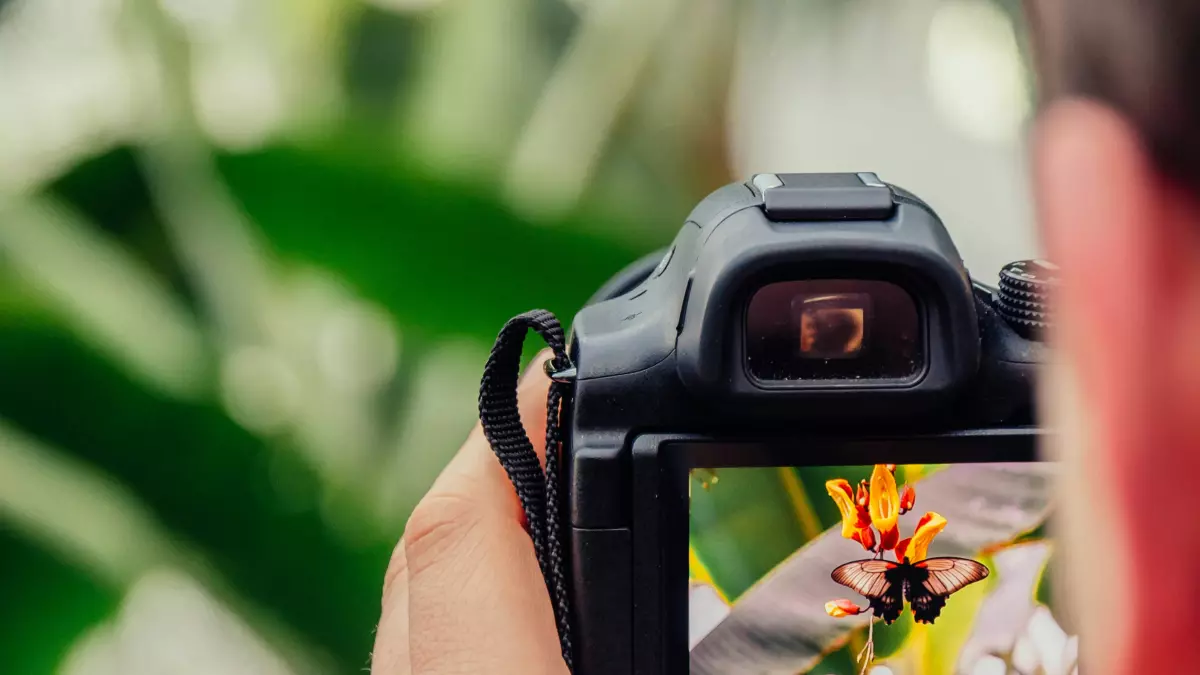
[561,174,1056,674]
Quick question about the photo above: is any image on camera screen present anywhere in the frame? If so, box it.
[797,294,868,360]
[688,462,1072,675]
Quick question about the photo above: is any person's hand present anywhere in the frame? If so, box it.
[371,350,568,675]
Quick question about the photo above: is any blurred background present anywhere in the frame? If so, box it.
[0,0,1040,673]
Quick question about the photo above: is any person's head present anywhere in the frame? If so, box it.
[1027,1,1200,672]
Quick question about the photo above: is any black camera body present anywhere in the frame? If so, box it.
[562,173,1048,674]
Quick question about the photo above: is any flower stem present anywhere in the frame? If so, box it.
[857,619,876,675]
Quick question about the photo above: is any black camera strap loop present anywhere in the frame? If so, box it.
[478,309,574,670]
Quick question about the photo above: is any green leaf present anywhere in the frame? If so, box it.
[1008,521,1048,548]
[806,644,857,675]
[921,555,994,675]
[690,467,814,601]
[0,529,117,675]
[44,148,188,301]
[795,464,870,532]
[215,147,654,339]
[1035,546,1054,607]
[49,145,660,343]
[0,316,388,670]
[871,610,914,659]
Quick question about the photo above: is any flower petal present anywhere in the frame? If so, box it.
[825,599,864,618]
[869,464,900,549]
[825,479,861,539]
[905,511,948,562]
[879,524,900,551]
[895,537,911,562]
[852,525,876,552]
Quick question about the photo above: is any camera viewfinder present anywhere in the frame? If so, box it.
[745,280,922,383]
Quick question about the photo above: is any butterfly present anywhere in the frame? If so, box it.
[831,556,989,624]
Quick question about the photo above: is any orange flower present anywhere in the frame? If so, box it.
[869,464,900,550]
[856,480,869,510]
[885,464,897,474]
[826,479,875,551]
[897,512,947,562]
[825,599,864,618]
[899,484,916,514]
[826,480,867,531]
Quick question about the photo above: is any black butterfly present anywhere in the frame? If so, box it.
[831,557,989,624]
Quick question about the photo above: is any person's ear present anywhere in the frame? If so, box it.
[1035,99,1180,380]
[1034,98,1200,675]
[1035,98,1200,420]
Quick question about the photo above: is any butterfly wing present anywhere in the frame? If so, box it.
[831,559,904,624]
[906,557,990,624]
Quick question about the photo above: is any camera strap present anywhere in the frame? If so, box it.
[478,309,575,670]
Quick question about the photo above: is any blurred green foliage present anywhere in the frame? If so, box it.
[0,0,681,666]
[2,133,661,670]
[0,312,379,665]
[0,529,117,675]
[53,145,647,341]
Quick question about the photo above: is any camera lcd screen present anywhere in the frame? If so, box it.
[745,280,922,383]
[687,462,1067,675]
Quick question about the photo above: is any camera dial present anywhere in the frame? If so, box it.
[995,259,1058,340]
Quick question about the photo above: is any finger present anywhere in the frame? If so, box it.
[405,486,566,674]
[371,543,411,675]
[406,349,565,673]
[434,348,554,522]
[374,349,566,675]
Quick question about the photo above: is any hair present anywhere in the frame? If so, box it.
[1027,0,1200,189]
